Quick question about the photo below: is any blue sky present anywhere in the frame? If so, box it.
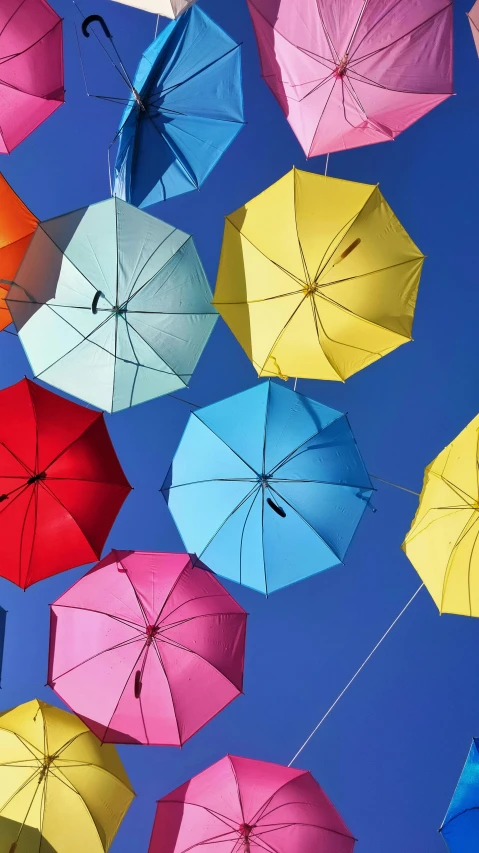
[1,1,478,851]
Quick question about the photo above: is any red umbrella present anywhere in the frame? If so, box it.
[0,379,131,588]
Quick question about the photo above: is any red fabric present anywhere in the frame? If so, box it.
[0,379,131,588]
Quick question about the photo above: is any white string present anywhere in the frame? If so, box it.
[288,583,424,767]
[155,14,160,38]
[294,378,298,391]
[324,153,329,176]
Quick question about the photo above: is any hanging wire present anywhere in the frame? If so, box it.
[155,14,160,38]
[370,474,420,497]
[293,378,298,391]
[324,153,329,176]
[288,583,424,767]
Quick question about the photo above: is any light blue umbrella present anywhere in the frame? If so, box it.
[7,198,217,412]
[114,5,244,207]
[441,739,479,852]
[162,381,373,594]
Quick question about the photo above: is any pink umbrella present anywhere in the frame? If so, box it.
[48,551,247,745]
[468,2,479,56]
[149,755,356,853]
[247,0,453,156]
[0,0,64,153]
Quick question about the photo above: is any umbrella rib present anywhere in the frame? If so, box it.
[0,23,63,91]
[191,413,260,477]
[148,637,181,744]
[159,610,240,633]
[122,228,186,306]
[268,483,343,562]
[0,439,33,476]
[157,634,242,692]
[53,603,144,631]
[40,415,101,474]
[116,556,150,627]
[258,294,309,378]
[158,592,236,627]
[121,233,190,308]
[0,0,28,38]
[240,487,262,588]
[35,479,101,562]
[224,219,305,289]
[99,640,151,744]
[48,766,107,849]
[315,288,412,344]
[156,800,238,832]
[16,484,35,588]
[154,43,242,100]
[249,773,308,826]
[292,169,310,284]
[144,111,199,187]
[345,64,449,96]
[310,293,345,379]
[50,635,144,683]
[0,767,40,816]
[431,472,477,507]
[316,256,423,289]
[313,187,377,282]
[349,5,452,67]
[123,310,187,386]
[195,484,261,565]
[440,513,479,614]
[22,481,41,588]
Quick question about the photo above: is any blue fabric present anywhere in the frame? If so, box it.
[114,6,244,207]
[162,380,373,594]
[0,607,5,686]
[441,740,479,852]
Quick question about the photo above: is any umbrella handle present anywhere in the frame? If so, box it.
[91,290,103,314]
[266,497,286,518]
[82,14,112,39]
[134,670,142,698]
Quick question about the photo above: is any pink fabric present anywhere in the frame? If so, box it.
[469,2,479,57]
[247,0,453,156]
[149,755,356,853]
[48,551,247,745]
[0,0,64,153]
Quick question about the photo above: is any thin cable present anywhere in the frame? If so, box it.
[155,14,160,38]
[293,378,298,391]
[324,153,329,176]
[370,474,420,497]
[288,583,424,767]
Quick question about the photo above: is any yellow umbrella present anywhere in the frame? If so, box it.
[213,168,425,381]
[0,699,135,853]
[403,416,479,616]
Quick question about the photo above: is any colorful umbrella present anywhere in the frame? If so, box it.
[114,6,244,206]
[49,550,247,746]
[247,0,453,157]
[0,699,135,853]
[0,0,64,153]
[214,169,424,382]
[0,378,131,589]
[149,754,356,853]
[440,739,479,852]
[112,0,197,17]
[402,414,479,617]
[0,173,38,331]
[468,2,479,56]
[162,381,373,594]
[7,198,217,412]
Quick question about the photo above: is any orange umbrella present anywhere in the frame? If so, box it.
[0,174,38,332]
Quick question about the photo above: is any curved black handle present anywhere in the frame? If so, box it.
[134,670,142,699]
[82,14,112,39]
[91,290,103,314]
[266,497,286,518]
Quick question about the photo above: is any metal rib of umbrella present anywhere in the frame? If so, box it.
[162,380,373,595]
[6,197,217,412]
[247,0,453,156]
[114,5,244,206]
[0,700,135,853]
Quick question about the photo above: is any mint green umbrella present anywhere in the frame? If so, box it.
[7,198,217,412]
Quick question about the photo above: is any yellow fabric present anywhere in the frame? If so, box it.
[0,699,135,853]
[403,415,479,616]
[214,168,425,381]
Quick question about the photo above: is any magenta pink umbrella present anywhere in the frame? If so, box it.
[247,0,453,157]
[149,755,356,853]
[0,0,64,153]
[48,551,247,746]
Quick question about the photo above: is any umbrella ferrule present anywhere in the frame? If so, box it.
[334,54,349,77]
[27,472,46,486]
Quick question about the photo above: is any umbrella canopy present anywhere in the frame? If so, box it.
[7,197,217,412]
[247,0,453,157]
[162,381,373,594]
[49,550,247,746]
[214,169,424,382]
[403,415,479,617]
[440,739,479,852]
[149,754,356,853]
[112,0,197,17]
[0,699,134,853]
[0,173,38,331]
[468,2,479,56]
[0,378,131,589]
[114,6,244,206]
[0,0,64,154]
